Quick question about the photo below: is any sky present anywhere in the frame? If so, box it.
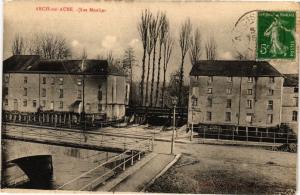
[4,1,299,81]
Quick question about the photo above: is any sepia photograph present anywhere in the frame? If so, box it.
[1,1,299,194]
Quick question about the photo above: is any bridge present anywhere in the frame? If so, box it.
[2,123,153,190]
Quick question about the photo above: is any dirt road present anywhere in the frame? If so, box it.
[148,141,296,194]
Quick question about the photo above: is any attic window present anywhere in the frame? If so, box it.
[26,66,32,70]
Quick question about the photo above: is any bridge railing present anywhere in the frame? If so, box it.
[56,139,151,191]
[3,124,154,152]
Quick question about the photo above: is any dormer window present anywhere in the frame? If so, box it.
[208,76,213,84]
[248,77,254,83]
[227,77,233,82]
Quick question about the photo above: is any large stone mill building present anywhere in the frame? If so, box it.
[188,60,298,132]
[2,55,130,123]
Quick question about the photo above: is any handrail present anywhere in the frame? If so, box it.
[57,139,151,191]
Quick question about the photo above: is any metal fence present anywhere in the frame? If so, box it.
[191,126,297,144]
[2,111,122,130]
[57,140,151,191]
[3,123,154,153]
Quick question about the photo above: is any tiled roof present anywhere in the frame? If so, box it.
[190,60,283,77]
[3,55,108,75]
[283,74,298,87]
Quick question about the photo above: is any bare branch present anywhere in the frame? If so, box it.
[189,27,202,65]
[205,36,217,60]
[11,33,26,55]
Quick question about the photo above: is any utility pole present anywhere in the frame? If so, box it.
[171,97,177,154]
[190,95,197,141]
[81,60,87,142]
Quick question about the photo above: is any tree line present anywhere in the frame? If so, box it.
[138,9,218,108]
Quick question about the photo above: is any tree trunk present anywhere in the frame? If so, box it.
[145,53,151,106]
[150,45,157,107]
[140,49,147,106]
[178,56,184,107]
[161,67,167,107]
[155,43,163,107]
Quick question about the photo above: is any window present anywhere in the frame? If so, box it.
[98,104,102,112]
[4,99,8,106]
[77,78,82,86]
[246,113,253,123]
[23,88,27,96]
[267,114,273,124]
[59,89,64,98]
[3,87,8,96]
[267,100,273,110]
[59,101,63,109]
[207,76,213,84]
[292,111,297,121]
[4,75,9,83]
[248,77,253,83]
[86,103,91,112]
[42,77,46,84]
[227,77,233,82]
[206,112,212,121]
[295,97,298,107]
[225,112,231,122]
[98,86,102,101]
[51,78,55,85]
[78,90,82,99]
[247,89,252,95]
[13,99,18,110]
[207,97,212,107]
[24,76,28,84]
[192,97,198,107]
[247,99,253,109]
[207,88,212,94]
[192,87,199,96]
[226,88,232,95]
[33,100,37,108]
[268,89,274,96]
[42,88,46,97]
[59,77,64,85]
[41,100,46,107]
[23,100,27,107]
[226,99,231,108]
[294,87,298,93]
[269,76,275,83]
[50,101,54,110]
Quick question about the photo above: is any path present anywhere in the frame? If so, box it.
[111,153,175,192]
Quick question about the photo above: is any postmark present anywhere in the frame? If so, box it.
[257,11,296,59]
[232,10,258,60]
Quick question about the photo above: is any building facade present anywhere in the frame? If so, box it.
[3,55,130,121]
[281,74,298,133]
[188,60,284,130]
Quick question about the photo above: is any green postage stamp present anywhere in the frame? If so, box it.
[257,11,296,59]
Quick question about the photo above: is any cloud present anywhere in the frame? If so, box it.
[71,40,80,47]
[128,38,140,48]
[102,35,117,50]
[219,51,234,60]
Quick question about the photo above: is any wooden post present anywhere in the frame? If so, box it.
[123,155,126,171]
[54,114,57,127]
[131,150,134,166]
[69,113,72,128]
[246,127,248,142]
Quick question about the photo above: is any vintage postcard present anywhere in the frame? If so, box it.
[1,0,299,194]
